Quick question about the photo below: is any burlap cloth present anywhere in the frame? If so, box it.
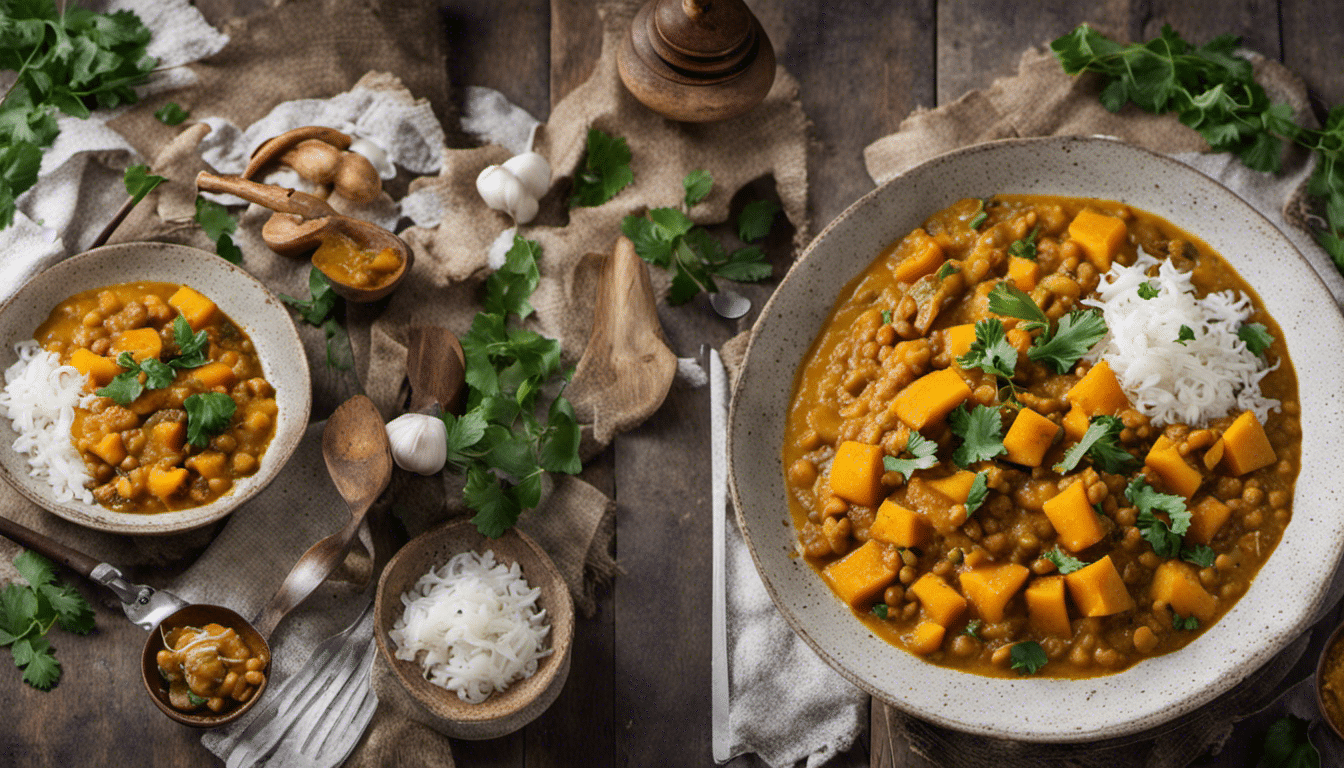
[0,0,811,766]
[858,45,1344,768]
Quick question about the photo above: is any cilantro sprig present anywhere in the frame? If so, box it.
[961,619,982,640]
[882,431,939,482]
[444,236,583,537]
[1051,23,1344,275]
[194,196,242,264]
[948,404,1005,468]
[1043,546,1088,575]
[0,1,157,230]
[0,551,95,690]
[95,317,210,405]
[1008,225,1040,260]
[1053,415,1137,474]
[280,268,353,370]
[1239,322,1274,356]
[570,128,633,208]
[987,283,1107,373]
[956,319,1017,380]
[1126,476,1191,558]
[123,164,164,206]
[1009,640,1048,675]
[184,392,236,447]
[965,471,989,515]
[154,102,189,126]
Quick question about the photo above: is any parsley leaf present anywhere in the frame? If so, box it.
[1053,415,1136,474]
[194,196,242,263]
[14,637,59,690]
[279,268,351,370]
[1009,640,1048,675]
[570,128,633,208]
[1172,613,1200,631]
[987,282,1049,331]
[1176,325,1195,345]
[169,316,209,369]
[961,620,982,640]
[882,431,939,481]
[1138,282,1160,299]
[0,551,93,690]
[123,164,164,206]
[936,262,959,280]
[154,102,190,126]
[184,392,236,447]
[738,199,781,243]
[871,603,889,620]
[12,551,54,590]
[1043,546,1088,575]
[949,404,1005,468]
[683,169,712,207]
[1127,476,1191,557]
[1008,226,1040,260]
[139,358,175,390]
[965,471,989,515]
[1181,544,1217,569]
[1027,310,1108,374]
[1239,322,1274,356]
[881,310,893,325]
[623,205,773,305]
[956,319,1017,379]
[215,233,243,265]
[1259,715,1320,768]
[95,353,144,405]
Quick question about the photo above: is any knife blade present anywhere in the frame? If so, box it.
[709,348,731,763]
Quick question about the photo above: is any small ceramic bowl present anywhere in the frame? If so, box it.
[141,603,272,728]
[372,520,574,740]
[1316,618,1344,740]
[0,242,311,535]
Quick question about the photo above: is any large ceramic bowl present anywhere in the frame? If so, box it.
[0,243,311,535]
[728,136,1344,741]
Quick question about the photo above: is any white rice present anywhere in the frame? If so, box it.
[1084,253,1278,428]
[390,549,552,704]
[0,341,94,503]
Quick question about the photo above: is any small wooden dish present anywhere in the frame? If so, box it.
[141,603,272,728]
[372,520,574,740]
[1316,617,1344,740]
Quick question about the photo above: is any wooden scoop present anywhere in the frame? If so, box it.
[195,171,413,303]
[405,326,467,415]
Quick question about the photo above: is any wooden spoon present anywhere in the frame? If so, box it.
[405,325,467,415]
[195,171,413,303]
[250,395,393,639]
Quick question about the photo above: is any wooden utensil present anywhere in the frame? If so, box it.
[405,326,467,415]
[617,0,775,122]
[195,171,412,302]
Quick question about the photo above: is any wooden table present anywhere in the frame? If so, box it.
[2,1,1341,766]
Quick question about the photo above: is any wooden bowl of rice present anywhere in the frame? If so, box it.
[371,519,575,740]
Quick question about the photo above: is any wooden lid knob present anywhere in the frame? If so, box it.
[618,0,775,122]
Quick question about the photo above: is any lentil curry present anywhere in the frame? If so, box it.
[157,622,269,713]
[35,282,277,513]
[783,195,1299,677]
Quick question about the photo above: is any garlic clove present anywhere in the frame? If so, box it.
[385,413,448,476]
[476,165,515,213]
[509,191,539,224]
[501,152,551,200]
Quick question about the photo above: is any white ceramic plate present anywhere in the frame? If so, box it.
[0,243,311,535]
[728,136,1344,741]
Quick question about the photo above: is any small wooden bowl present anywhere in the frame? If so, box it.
[372,520,574,740]
[1316,618,1344,740]
[141,604,272,728]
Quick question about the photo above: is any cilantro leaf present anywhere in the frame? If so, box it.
[96,362,144,405]
[216,233,242,265]
[194,196,236,242]
[1008,226,1040,260]
[936,262,959,280]
[961,619,982,640]
[683,169,712,207]
[881,431,939,481]
[570,128,633,208]
[1172,613,1200,631]
[154,102,189,126]
[1009,640,1048,675]
[184,392,236,447]
[187,690,209,707]
[1176,325,1195,345]
[949,404,1005,467]
[1259,715,1320,768]
[0,551,93,689]
[969,196,992,230]
[881,310,893,325]
[870,603,889,619]
[1181,544,1217,569]
[1053,415,1136,474]
[538,396,582,475]
[625,204,771,305]
[1138,282,1160,299]
[12,636,59,690]
[987,282,1049,330]
[280,268,350,369]
[1239,322,1274,356]
[1127,476,1191,557]
[464,464,523,538]
[38,584,93,635]
[738,199,781,243]
[1043,546,1088,575]
[484,236,541,320]
[123,164,164,206]
[965,471,989,515]
[1027,310,1108,374]
[956,319,1017,379]
[168,316,209,369]
[139,358,175,390]
[13,551,55,590]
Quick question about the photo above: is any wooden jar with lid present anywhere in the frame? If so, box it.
[617,0,775,123]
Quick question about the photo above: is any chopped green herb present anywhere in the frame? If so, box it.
[1181,544,1217,569]
[738,199,781,243]
[1259,715,1320,768]
[1007,225,1040,260]
[1027,310,1109,374]
[882,431,939,481]
[194,196,242,263]
[682,169,713,207]
[962,619,982,640]
[123,165,165,206]
[1009,641,1048,675]
[187,690,209,706]
[1137,281,1160,299]
[0,551,95,690]
[1053,415,1137,474]
[965,471,989,515]
[1176,325,1195,345]
[956,319,1017,380]
[184,392,236,447]
[987,282,1049,331]
[1171,612,1200,631]
[969,196,992,230]
[154,102,190,126]
[936,262,959,280]
[1043,546,1088,575]
[279,268,351,369]
[881,310,893,325]
[949,404,1006,468]
[1127,476,1191,558]
[169,317,209,369]
[623,204,773,305]
[95,354,146,405]
[570,128,633,208]
[871,603,889,620]
[1239,322,1274,356]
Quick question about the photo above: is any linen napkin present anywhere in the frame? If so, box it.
[862,44,1344,768]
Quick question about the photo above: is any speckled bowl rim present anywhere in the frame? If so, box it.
[728,135,1344,742]
[0,243,312,535]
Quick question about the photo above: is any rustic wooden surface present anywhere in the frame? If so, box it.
[2,1,1343,766]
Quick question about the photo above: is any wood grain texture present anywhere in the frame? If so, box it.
[442,0,552,123]
[1282,0,1344,112]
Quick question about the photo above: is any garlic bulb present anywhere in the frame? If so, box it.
[475,152,551,224]
[386,413,448,476]
[501,152,551,199]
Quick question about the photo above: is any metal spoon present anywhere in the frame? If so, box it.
[710,289,751,319]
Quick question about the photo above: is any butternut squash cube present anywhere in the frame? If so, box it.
[821,540,898,609]
[168,286,218,331]
[186,451,228,480]
[1144,442,1202,498]
[69,348,122,387]
[927,470,977,504]
[944,324,977,364]
[958,562,1030,623]
[908,572,968,627]
[1025,576,1072,637]
[892,229,945,284]
[1067,360,1129,416]
[1186,496,1233,546]
[1219,411,1277,476]
[1067,209,1128,271]
[869,499,928,548]
[89,433,126,467]
[368,247,401,273]
[891,368,971,431]
[906,622,946,655]
[1062,405,1089,443]
[1007,255,1040,291]
[1064,555,1136,617]
[150,420,186,453]
[1002,407,1060,467]
[830,441,885,507]
[1041,479,1106,552]
[1151,560,1216,622]
[109,327,162,363]
[191,361,237,390]
[147,466,189,500]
